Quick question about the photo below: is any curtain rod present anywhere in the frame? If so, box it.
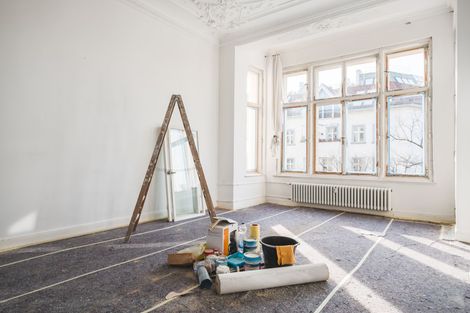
[264,53,280,58]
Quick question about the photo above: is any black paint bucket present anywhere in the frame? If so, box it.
[260,236,300,268]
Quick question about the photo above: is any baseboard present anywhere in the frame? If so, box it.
[265,195,455,224]
[217,196,266,210]
[0,212,165,253]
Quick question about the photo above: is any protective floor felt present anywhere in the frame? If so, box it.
[0,204,469,313]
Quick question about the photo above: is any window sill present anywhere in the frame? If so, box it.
[245,172,264,178]
[272,173,433,184]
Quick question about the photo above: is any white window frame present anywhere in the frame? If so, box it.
[281,69,309,173]
[313,57,379,176]
[277,39,432,181]
[385,45,431,178]
[246,67,264,174]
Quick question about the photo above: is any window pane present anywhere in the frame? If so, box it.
[315,104,342,173]
[284,71,307,103]
[387,48,426,91]
[282,107,307,172]
[315,65,342,99]
[345,99,377,174]
[346,59,377,96]
[387,94,426,176]
[246,107,258,171]
[247,71,259,103]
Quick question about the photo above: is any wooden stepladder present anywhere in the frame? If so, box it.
[124,95,217,243]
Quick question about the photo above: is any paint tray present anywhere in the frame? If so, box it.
[227,252,245,268]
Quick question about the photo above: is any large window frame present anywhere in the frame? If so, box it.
[246,67,264,174]
[279,39,432,180]
[281,70,309,173]
[384,46,431,178]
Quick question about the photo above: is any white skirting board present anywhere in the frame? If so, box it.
[216,263,329,294]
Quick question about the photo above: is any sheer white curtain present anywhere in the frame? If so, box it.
[266,54,284,158]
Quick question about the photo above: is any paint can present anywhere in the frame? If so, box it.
[243,252,261,271]
[243,238,257,249]
[194,262,212,289]
[249,223,260,241]
[215,258,227,268]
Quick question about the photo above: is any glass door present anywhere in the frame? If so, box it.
[165,128,205,221]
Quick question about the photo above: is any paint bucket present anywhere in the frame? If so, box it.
[243,238,257,248]
[260,236,299,268]
[243,252,261,271]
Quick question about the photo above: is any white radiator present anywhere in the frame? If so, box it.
[291,183,392,211]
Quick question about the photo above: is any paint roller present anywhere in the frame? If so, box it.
[215,263,329,295]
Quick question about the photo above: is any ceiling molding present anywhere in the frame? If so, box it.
[275,4,451,46]
[172,0,312,31]
[219,0,393,45]
[118,0,218,46]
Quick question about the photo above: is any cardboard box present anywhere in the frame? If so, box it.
[206,217,238,256]
[167,253,194,266]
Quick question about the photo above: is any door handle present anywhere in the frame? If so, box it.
[167,170,176,175]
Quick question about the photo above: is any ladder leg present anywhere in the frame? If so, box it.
[124,96,177,242]
[176,96,217,223]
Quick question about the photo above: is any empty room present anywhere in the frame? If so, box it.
[1,0,469,312]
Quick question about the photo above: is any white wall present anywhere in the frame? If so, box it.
[455,0,470,242]
[218,45,266,209]
[263,12,456,223]
[0,0,219,250]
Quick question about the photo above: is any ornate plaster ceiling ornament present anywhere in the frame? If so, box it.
[190,0,310,30]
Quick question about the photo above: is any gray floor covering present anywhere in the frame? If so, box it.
[0,204,468,312]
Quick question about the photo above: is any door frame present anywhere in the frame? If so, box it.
[164,127,206,222]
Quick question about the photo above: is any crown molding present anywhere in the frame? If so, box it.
[219,0,393,46]
[220,0,450,46]
[274,2,451,45]
[118,0,218,46]
[172,0,312,31]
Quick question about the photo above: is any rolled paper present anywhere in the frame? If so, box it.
[216,263,329,294]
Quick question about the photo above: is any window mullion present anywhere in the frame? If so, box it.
[341,100,346,175]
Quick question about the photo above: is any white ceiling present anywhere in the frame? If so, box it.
[171,0,363,32]
[129,0,451,45]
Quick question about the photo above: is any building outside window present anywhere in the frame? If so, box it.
[280,41,431,178]
[352,125,366,143]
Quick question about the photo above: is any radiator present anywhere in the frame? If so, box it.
[291,183,392,211]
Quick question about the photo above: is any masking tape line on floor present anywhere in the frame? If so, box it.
[139,211,346,313]
[313,219,395,313]
[0,207,299,304]
[0,208,243,268]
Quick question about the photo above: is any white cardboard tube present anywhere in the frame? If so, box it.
[216,263,329,295]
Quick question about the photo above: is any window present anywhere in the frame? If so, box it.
[319,104,341,119]
[282,69,308,173]
[346,58,377,96]
[386,47,428,177]
[345,99,376,174]
[286,158,294,170]
[282,107,307,172]
[284,71,308,103]
[352,125,366,144]
[246,69,262,173]
[279,41,430,179]
[315,103,342,173]
[386,48,426,91]
[315,65,342,100]
[387,94,426,176]
[314,58,377,175]
[286,129,295,145]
